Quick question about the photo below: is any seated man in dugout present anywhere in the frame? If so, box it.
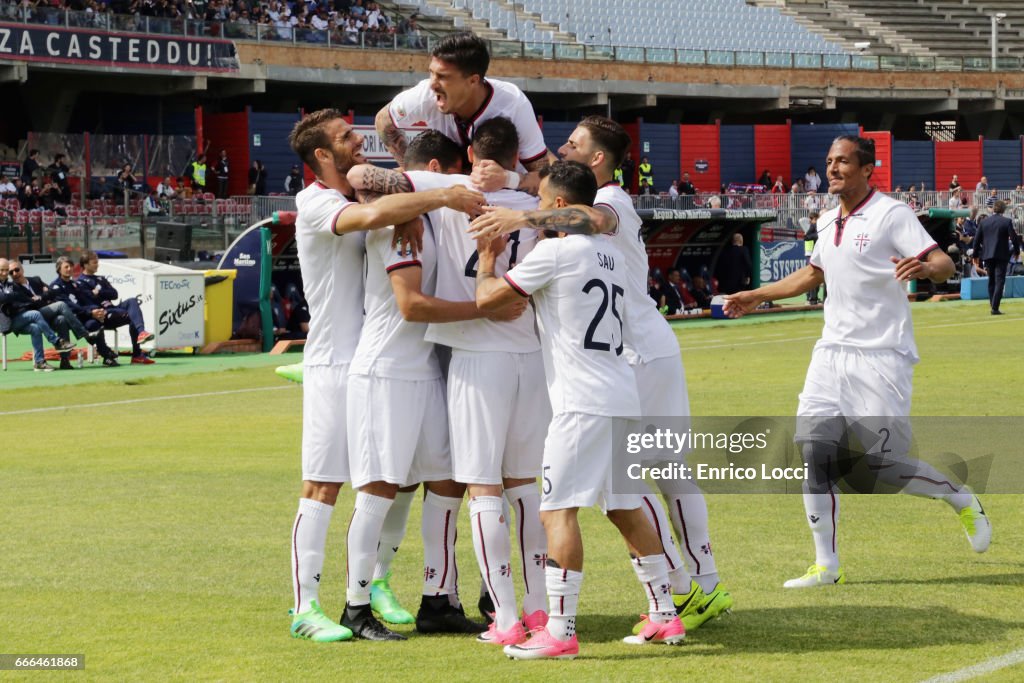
[76,251,156,365]
[49,256,122,367]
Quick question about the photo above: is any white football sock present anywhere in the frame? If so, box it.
[421,490,461,597]
[374,489,415,581]
[346,492,393,607]
[291,498,333,614]
[660,479,720,593]
[546,565,582,641]
[469,496,518,631]
[640,493,691,594]
[504,483,547,616]
[631,554,676,624]
[803,489,840,571]
[880,460,973,510]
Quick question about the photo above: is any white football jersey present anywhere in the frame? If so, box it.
[505,235,640,417]
[294,181,366,366]
[404,170,541,353]
[349,223,441,381]
[387,78,548,166]
[811,190,937,362]
[594,183,680,363]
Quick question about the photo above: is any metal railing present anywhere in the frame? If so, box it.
[2,5,1021,72]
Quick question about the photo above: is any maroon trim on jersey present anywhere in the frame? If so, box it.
[834,189,875,247]
[329,202,355,236]
[594,202,621,236]
[810,263,824,272]
[453,80,495,147]
[385,260,422,273]
[504,273,529,297]
[520,149,548,165]
[916,243,939,260]
[899,473,958,493]
[403,172,416,192]
[829,489,837,553]
[314,180,328,190]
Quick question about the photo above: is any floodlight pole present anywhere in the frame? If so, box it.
[990,15,1000,72]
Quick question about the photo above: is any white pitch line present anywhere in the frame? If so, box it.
[0,385,294,417]
[680,316,1021,352]
[919,647,1024,683]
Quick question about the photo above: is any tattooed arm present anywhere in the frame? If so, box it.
[375,105,409,167]
[347,164,414,195]
[468,204,617,240]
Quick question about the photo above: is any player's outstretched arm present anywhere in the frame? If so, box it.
[468,204,616,240]
[723,264,824,318]
[375,105,408,167]
[475,236,524,312]
[891,248,954,283]
[335,186,485,234]
[348,164,414,195]
[468,152,555,195]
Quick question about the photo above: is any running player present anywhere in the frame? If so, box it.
[476,161,684,660]
[286,109,485,642]
[376,31,551,193]
[349,117,551,647]
[468,116,732,631]
[723,135,991,587]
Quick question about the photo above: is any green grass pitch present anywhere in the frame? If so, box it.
[2,300,1022,681]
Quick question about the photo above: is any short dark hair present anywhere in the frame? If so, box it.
[79,250,98,267]
[471,117,519,171]
[288,108,344,174]
[832,135,875,169]
[405,130,463,172]
[539,160,597,206]
[431,32,490,77]
[993,199,1007,214]
[578,115,631,170]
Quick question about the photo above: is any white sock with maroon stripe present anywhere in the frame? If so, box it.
[422,491,461,597]
[374,489,415,581]
[631,554,676,624]
[504,483,547,616]
[661,481,720,594]
[346,492,393,607]
[640,493,691,594]
[804,490,840,571]
[546,565,582,641]
[291,498,333,614]
[469,496,518,631]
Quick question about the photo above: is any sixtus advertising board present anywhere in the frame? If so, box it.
[759,240,806,285]
[0,22,238,72]
[98,259,205,348]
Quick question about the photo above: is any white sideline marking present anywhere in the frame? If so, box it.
[919,647,1024,683]
[680,316,1021,352]
[0,385,294,417]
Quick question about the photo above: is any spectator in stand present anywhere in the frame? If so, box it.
[976,176,988,192]
[214,149,230,198]
[648,274,669,314]
[76,250,156,364]
[620,150,635,194]
[285,284,310,339]
[715,233,752,294]
[116,163,137,193]
[38,176,62,211]
[985,189,998,210]
[156,175,178,199]
[679,172,696,195]
[949,174,960,192]
[804,191,821,213]
[21,148,40,183]
[47,153,71,203]
[791,178,806,194]
[948,186,962,210]
[758,169,772,188]
[665,269,692,310]
[638,156,654,195]
[190,153,208,193]
[972,200,1020,315]
[285,164,304,195]
[668,180,679,197]
[48,256,121,366]
[907,184,920,210]
[771,175,786,194]
[0,176,15,198]
[804,166,821,193]
[143,186,165,216]
[248,160,267,195]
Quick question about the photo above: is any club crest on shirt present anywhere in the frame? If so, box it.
[854,233,871,253]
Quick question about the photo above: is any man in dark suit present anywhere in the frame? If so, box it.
[972,200,1021,315]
